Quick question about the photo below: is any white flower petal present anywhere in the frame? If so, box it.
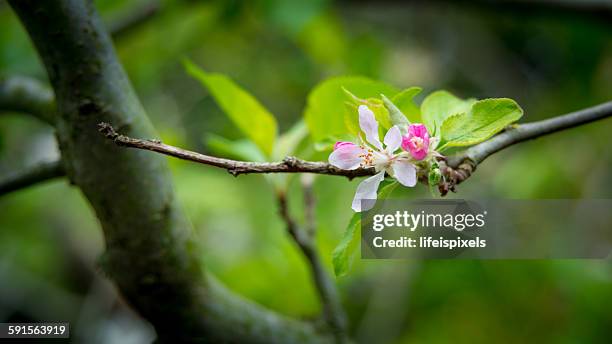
[351,171,385,212]
[392,160,417,187]
[358,105,382,150]
[371,150,390,171]
[383,125,402,153]
[329,144,365,170]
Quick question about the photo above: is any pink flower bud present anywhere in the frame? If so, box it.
[334,141,356,150]
[401,124,430,160]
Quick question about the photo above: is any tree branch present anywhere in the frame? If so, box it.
[0,76,55,124]
[440,100,612,194]
[0,160,65,196]
[276,190,348,343]
[108,1,160,39]
[9,0,332,342]
[0,1,161,124]
[101,119,347,341]
[98,122,375,179]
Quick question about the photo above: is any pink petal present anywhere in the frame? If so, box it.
[358,105,382,150]
[402,123,431,161]
[329,143,365,170]
[392,159,417,187]
[334,141,355,150]
[383,125,402,153]
[401,136,429,160]
[410,147,428,160]
[351,171,385,212]
[409,123,429,138]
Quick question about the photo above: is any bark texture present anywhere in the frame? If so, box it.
[9,0,331,342]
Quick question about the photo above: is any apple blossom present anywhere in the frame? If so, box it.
[329,105,418,212]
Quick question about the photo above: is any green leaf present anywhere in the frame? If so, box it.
[381,94,409,133]
[373,179,398,204]
[332,180,398,277]
[332,212,361,278]
[343,88,399,133]
[440,98,523,149]
[184,60,277,156]
[421,90,475,134]
[304,76,398,144]
[391,87,422,123]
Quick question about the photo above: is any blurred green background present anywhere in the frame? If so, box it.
[1,0,611,343]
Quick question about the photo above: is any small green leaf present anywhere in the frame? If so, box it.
[375,179,398,202]
[304,76,398,144]
[343,91,392,134]
[332,213,361,277]
[421,90,475,134]
[184,60,277,156]
[332,180,398,277]
[440,98,523,149]
[381,94,409,133]
[391,87,422,123]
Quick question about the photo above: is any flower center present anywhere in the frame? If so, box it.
[359,147,392,169]
[359,147,375,167]
[410,136,424,150]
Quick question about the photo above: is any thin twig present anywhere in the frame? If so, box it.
[98,122,374,179]
[301,174,317,237]
[298,175,348,341]
[0,160,65,196]
[276,191,348,343]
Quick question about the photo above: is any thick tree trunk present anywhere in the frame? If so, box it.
[8,0,331,342]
